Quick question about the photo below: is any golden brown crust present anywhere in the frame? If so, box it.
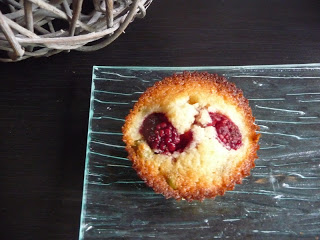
[122,72,260,201]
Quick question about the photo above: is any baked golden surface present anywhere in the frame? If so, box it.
[122,72,260,201]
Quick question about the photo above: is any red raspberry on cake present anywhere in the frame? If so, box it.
[122,72,260,201]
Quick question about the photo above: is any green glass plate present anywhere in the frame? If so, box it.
[79,64,320,239]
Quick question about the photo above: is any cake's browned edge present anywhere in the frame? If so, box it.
[122,71,260,202]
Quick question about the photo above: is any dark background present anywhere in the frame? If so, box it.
[1,0,320,239]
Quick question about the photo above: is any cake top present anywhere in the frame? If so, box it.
[122,72,260,201]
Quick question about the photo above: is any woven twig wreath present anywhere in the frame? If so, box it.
[0,0,152,62]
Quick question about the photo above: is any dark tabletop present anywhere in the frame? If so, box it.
[1,1,320,239]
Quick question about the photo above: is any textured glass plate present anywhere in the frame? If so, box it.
[79,64,320,239]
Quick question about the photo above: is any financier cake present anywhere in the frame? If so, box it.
[122,72,260,201]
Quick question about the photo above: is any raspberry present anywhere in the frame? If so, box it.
[140,113,192,154]
[208,112,242,150]
[178,130,193,151]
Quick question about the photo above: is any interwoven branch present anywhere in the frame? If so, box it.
[0,0,152,62]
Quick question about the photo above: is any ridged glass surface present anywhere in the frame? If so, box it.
[80,64,320,239]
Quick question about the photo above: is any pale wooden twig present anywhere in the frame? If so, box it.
[0,44,49,56]
[41,29,66,38]
[8,4,15,12]
[62,0,72,18]
[78,0,140,52]
[0,56,28,62]
[5,8,30,20]
[27,0,94,32]
[0,39,11,47]
[48,21,55,32]
[136,2,146,18]
[0,10,24,58]
[0,0,153,61]
[106,0,113,28]
[93,0,103,12]
[24,0,34,32]
[16,23,119,46]
[4,0,22,9]
[33,24,50,34]
[23,0,34,51]
[87,9,102,25]
[69,0,83,36]
[2,13,39,38]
